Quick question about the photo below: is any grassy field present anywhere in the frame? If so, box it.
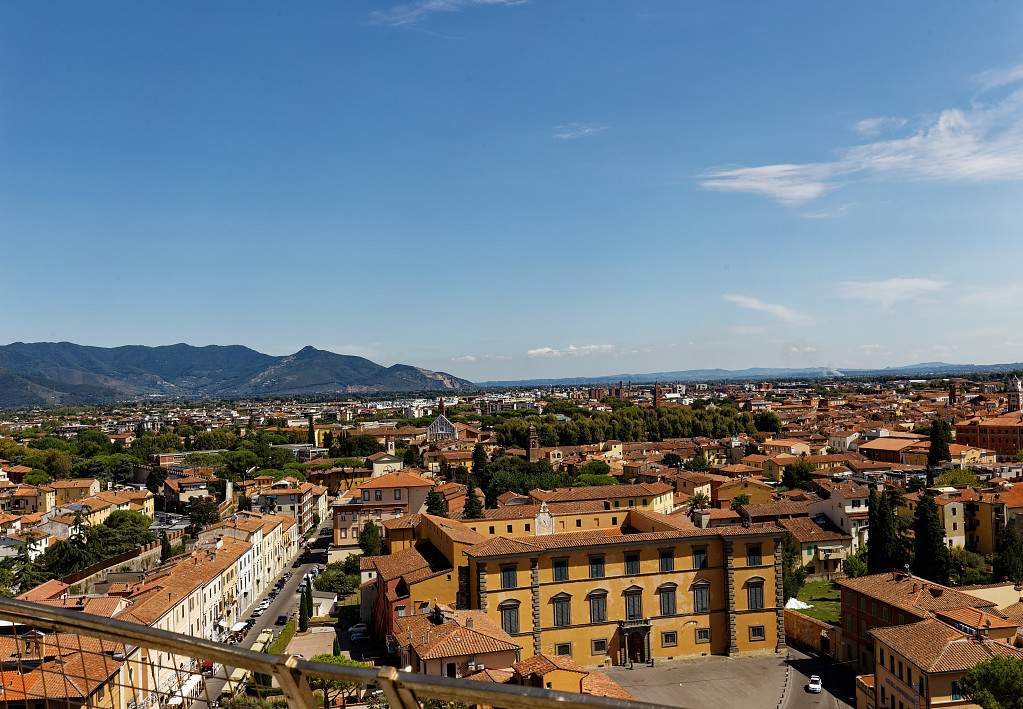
[796,580,841,624]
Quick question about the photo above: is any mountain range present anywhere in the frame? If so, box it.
[479,361,1023,387]
[2,341,1021,409]
[0,342,472,407]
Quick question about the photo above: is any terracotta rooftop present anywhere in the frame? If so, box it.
[837,573,996,618]
[871,618,1023,672]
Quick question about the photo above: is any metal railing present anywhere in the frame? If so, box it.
[0,598,674,709]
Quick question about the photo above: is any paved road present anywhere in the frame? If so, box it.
[191,529,331,707]
[783,647,854,709]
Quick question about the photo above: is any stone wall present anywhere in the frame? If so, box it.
[783,609,840,657]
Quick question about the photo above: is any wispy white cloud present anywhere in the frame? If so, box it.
[787,344,818,355]
[800,203,853,219]
[854,116,908,138]
[451,354,479,363]
[527,344,616,359]
[975,64,1023,92]
[701,163,836,205]
[723,294,813,325]
[837,277,946,307]
[370,0,525,27]
[701,83,1023,205]
[728,325,766,335]
[553,123,609,141]
[960,283,1023,306]
[859,343,884,354]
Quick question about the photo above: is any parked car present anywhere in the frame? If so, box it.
[349,632,368,643]
[807,676,823,694]
[275,615,289,626]
[348,623,368,635]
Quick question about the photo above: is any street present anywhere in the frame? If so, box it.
[191,528,331,707]
[783,647,854,709]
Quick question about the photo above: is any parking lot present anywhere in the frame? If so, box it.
[603,649,852,709]
[604,653,788,709]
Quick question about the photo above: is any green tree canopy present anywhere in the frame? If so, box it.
[994,525,1023,586]
[24,470,52,485]
[576,460,611,478]
[928,418,952,468]
[425,490,448,517]
[186,496,220,532]
[781,533,806,601]
[308,654,371,708]
[781,460,815,490]
[730,493,751,511]
[959,655,1023,709]
[358,521,382,556]
[935,468,980,487]
[912,493,951,584]
[661,453,683,469]
[462,481,485,520]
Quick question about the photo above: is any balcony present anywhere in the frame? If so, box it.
[0,598,670,709]
[814,545,848,562]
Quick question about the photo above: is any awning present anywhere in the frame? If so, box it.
[230,622,247,633]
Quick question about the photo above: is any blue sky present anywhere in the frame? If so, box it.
[2,1,1022,381]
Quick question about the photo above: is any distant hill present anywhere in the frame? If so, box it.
[480,361,1023,388]
[0,342,472,407]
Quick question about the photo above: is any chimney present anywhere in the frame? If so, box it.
[693,509,711,529]
[466,617,474,629]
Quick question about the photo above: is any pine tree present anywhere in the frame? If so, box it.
[462,481,484,520]
[912,493,951,584]
[160,533,173,563]
[425,490,448,517]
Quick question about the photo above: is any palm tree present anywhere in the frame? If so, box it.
[685,492,711,513]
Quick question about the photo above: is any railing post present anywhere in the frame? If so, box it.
[275,654,318,709]
[377,665,420,709]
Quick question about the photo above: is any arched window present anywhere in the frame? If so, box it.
[498,600,520,635]
[552,593,572,627]
[587,589,608,623]
[746,577,765,610]
[692,580,711,613]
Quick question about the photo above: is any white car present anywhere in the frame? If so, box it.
[807,675,823,694]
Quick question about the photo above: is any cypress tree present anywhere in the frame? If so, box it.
[333,637,341,655]
[867,488,883,573]
[299,597,309,633]
[304,581,314,618]
[160,533,173,563]
[462,481,484,520]
[912,493,951,584]
[472,443,488,488]
[928,419,952,469]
